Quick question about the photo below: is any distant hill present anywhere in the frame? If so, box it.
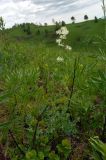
[1,19,106,52]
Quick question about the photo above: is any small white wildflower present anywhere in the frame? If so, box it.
[65,45,72,51]
[56,25,72,51]
[61,26,69,35]
[56,29,62,35]
[60,35,66,39]
[58,43,64,47]
[56,26,69,36]
[57,56,64,62]
[56,39,62,45]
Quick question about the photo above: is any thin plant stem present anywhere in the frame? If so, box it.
[67,58,78,108]
[31,105,49,149]
[9,130,25,156]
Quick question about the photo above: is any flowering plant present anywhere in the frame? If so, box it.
[56,56,64,62]
[56,26,72,51]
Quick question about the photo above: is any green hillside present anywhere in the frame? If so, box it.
[1,19,105,51]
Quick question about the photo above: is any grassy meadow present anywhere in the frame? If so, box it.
[0,19,106,160]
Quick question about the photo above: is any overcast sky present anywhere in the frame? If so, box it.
[0,0,103,28]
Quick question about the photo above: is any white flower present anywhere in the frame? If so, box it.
[56,26,72,51]
[61,26,69,35]
[57,56,64,62]
[56,39,62,45]
[56,29,62,35]
[56,38,64,47]
[56,26,69,36]
[60,35,66,39]
[58,43,64,47]
[65,45,72,51]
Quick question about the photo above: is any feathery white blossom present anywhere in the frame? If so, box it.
[56,39,62,45]
[56,26,69,36]
[58,43,64,47]
[60,35,67,39]
[65,45,72,51]
[61,26,69,35]
[56,25,72,51]
[56,29,62,35]
[57,56,64,62]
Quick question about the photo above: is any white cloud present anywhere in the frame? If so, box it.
[0,0,103,28]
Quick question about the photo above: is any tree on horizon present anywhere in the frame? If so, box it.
[0,16,5,30]
[94,16,98,23]
[84,15,89,21]
[71,16,76,23]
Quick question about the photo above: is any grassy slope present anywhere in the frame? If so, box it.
[0,19,106,126]
[0,19,106,124]
[4,19,105,51]
[0,19,106,159]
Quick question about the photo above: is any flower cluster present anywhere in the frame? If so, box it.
[56,56,64,62]
[56,26,69,38]
[56,26,72,51]
[65,45,72,51]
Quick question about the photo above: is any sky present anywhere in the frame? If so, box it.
[0,0,103,28]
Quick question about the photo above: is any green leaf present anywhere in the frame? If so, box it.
[38,152,44,160]
[26,150,37,160]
